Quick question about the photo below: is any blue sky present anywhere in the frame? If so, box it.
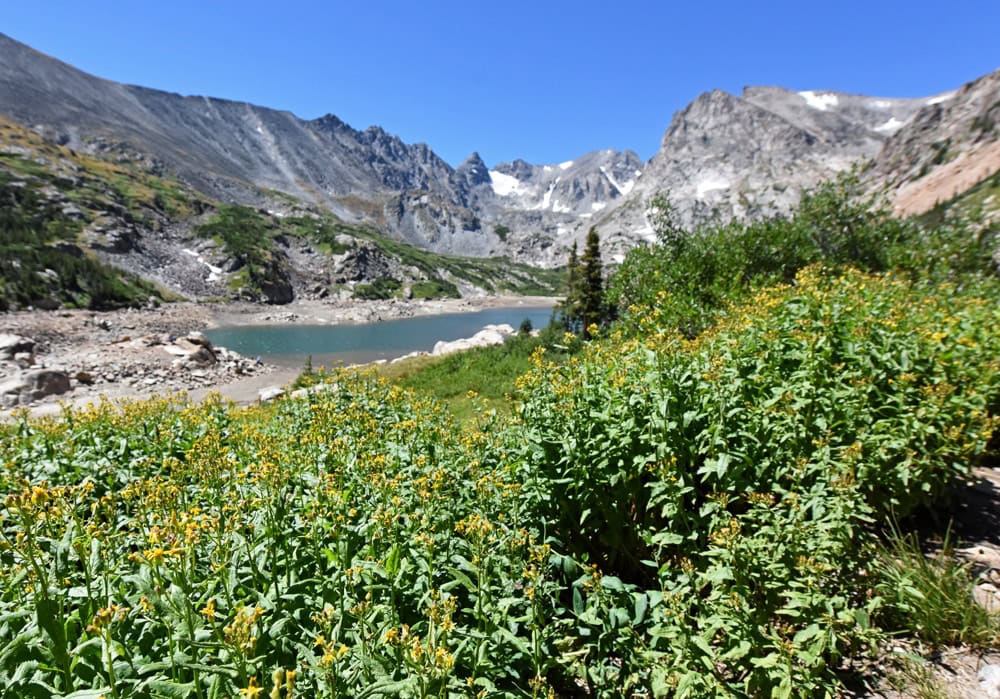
[5,1,998,167]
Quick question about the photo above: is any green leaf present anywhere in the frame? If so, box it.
[57,690,112,699]
[147,680,196,698]
[750,653,781,668]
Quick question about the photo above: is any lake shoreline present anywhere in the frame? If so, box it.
[0,294,561,419]
[205,294,560,329]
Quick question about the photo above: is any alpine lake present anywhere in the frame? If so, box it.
[204,305,555,369]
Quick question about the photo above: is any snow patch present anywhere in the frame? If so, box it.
[551,200,573,214]
[612,253,625,264]
[559,160,574,170]
[538,183,556,210]
[591,201,607,212]
[601,166,634,196]
[927,91,956,105]
[489,170,523,197]
[695,175,730,198]
[799,91,839,111]
[871,99,892,109]
[183,248,224,283]
[634,225,656,242]
[874,117,905,134]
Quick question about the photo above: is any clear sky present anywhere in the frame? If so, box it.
[4,1,998,167]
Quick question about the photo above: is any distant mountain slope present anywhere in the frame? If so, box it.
[0,33,635,263]
[0,114,561,309]
[588,85,933,259]
[1,32,997,272]
[871,69,1000,216]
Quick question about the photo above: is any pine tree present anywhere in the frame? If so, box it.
[560,241,581,331]
[578,227,605,338]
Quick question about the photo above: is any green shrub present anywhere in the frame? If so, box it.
[410,278,460,299]
[0,176,161,310]
[607,173,996,338]
[353,277,402,299]
[513,267,1000,694]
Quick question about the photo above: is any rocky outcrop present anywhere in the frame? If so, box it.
[870,69,1000,214]
[0,369,71,407]
[431,324,515,356]
[0,334,35,361]
[332,244,395,284]
[589,86,932,261]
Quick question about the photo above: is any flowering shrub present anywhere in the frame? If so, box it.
[0,267,997,697]
[514,267,999,695]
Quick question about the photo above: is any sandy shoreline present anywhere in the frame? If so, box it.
[1,295,560,420]
[204,294,559,328]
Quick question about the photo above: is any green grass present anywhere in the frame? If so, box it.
[410,279,460,299]
[885,655,950,699]
[378,328,575,421]
[876,527,1000,649]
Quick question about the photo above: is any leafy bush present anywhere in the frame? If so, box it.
[607,174,996,338]
[353,277,402,299]
[1,268,997,697]
[513,267,1000,694]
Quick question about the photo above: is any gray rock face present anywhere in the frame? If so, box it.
[872,69,1000,189]
[589,86,932,261]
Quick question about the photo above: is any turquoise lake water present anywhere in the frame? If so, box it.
[204,306,555,368]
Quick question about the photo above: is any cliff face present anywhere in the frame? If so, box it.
[2,32,997,271]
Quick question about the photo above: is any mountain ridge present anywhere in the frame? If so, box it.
[1,32,998,273]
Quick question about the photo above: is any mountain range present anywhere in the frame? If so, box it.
[0,32,998,300]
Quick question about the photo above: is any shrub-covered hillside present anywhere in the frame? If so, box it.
[1,182,998,697]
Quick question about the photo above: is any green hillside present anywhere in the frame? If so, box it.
[0,115,562,310]
[1,178,998,697]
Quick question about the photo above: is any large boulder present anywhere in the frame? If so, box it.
[0,369,71,407]
[163,333,218,367]
[0,334,35,361]
[431,324,515,356]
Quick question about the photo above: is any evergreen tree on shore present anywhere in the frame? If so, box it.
[559,241,581,329]
[578,227,605,338]
[558,229,607,338]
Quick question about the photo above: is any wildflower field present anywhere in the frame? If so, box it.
[2,263,998,697]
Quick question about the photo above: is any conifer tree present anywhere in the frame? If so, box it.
[579,227,605,338]
[560,241,581,330]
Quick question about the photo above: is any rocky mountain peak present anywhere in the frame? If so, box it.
[454,152,491,186]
